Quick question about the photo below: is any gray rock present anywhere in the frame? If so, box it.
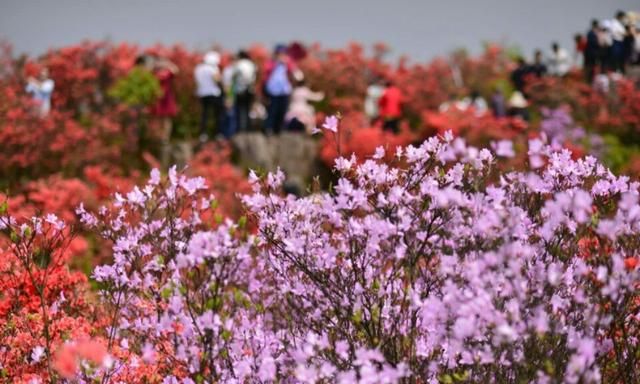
[232,132,320,193]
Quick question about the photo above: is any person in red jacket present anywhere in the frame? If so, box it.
[378,80,402,133]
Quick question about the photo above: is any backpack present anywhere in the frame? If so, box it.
[232,61,256,95]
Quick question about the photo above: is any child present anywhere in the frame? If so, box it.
[285,73,324,133]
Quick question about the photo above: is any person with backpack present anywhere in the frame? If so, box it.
[231,50,257,133]
[263,44,295,135]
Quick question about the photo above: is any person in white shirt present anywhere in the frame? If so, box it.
[230,50,257,133]
[364,78,385,124]
[610,11,628,72]
[26,68,55,116]
[547,42,572,76]
[194,51,223,141]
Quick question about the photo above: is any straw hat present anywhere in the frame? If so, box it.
[508,91,528,108]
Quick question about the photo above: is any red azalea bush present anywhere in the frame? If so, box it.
[0,211,97,383]
[420,108,528,144]
[319,112,415,165]
[0,84,129,184]
[188,143,252,220]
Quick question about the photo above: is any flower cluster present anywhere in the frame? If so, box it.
[30,133,633,383]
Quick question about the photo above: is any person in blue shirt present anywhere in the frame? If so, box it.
[263,44,295,135]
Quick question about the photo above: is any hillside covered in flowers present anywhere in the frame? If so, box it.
[1,40,640,383]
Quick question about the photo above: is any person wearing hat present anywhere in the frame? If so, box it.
[263,44,296,135]
[194,51,223,142]
[507,91,530,121]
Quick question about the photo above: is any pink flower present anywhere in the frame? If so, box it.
[322,115,339,133]
[31,346,45,364]
[150,168,161,185]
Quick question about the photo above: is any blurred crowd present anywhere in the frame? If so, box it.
[23,41,406,145]
[22,9,640,150]
[440,9,640,123]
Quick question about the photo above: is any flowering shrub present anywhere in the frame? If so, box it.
[318,112,415,166]
[11,126,624,383]
[187,143,252,220]
[0,208,97,383]
[420,108,527,145]
[242,132,640,383]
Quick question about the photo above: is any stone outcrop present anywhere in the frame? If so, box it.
[231,132,320,193]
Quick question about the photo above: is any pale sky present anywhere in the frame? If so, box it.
[1,0,637,61]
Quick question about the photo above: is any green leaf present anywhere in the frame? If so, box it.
[351,309,362,325]
[453,370,470,381]
[371,279,380,292]
[238,215,247,229]
[161,287,172,300]
[33,248,51,269]
[544,359,555,375]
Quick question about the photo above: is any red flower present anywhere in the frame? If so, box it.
[624,257,638,270]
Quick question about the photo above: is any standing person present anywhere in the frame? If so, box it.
[490,87,507,118]
[510,57,529,93]
[26,67,55,117]
[598,20,614,72]
[152,57,179,166]
[194,51,223,142]
[547,42,572,76]
[221,54,237,138]
[585,19,601,83]
[378,80,402,134]
[263,44,295,135]
[623,24,637,71]
[364,77,385,125]
[285,72,324,133]
[231,50,257,134]
[610,11,628,73]
[530,50,548,77]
